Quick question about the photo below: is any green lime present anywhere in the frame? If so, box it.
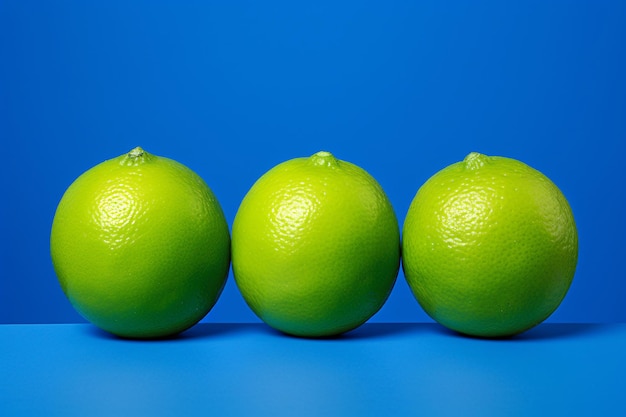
[51,147,230,338]
[402,152,578,337]
[232,151,400,337]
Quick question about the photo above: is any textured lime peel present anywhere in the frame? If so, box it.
[232,151,400,337]
[51,147,230,338]
[402,152,577,338]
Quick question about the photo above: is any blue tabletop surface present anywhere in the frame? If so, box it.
[1,323,624,416]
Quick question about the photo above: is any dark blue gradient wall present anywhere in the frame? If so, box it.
[1,1,624,324]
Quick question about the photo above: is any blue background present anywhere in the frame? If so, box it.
[1,0,624,325]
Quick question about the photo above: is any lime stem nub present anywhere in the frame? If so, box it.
[129,147,145,159]
[464,152,490,170]
[121,146,152,166]
[310,151,339,167]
